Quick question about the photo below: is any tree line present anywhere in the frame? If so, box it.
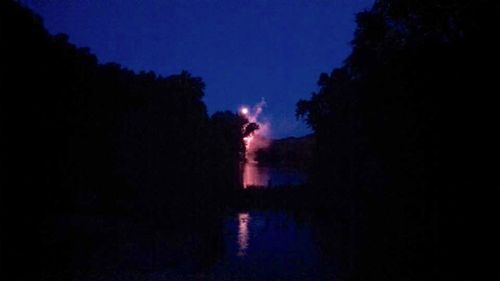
[1,2,259,276]
[296,0,498,279]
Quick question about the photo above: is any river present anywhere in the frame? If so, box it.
[206,210,338,280]
[242,161,308,188]
[62,210,344,281]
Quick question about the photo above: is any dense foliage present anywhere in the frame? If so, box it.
[297,0,498,279]
[1,2,256,277]
[298,0,498,188]
[2,0,259,204]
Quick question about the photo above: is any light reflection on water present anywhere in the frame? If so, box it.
[63,211,338,280]
[242,161,307,188]
[237,213,250,256]
[243,161,270,188]
[211,211,337,280]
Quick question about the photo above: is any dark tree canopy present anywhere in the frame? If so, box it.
[297,0,498,279]
[1,2,252,278]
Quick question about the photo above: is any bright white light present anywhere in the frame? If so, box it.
[241,107,249,115]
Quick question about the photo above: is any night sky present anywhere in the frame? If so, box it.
[21,0,374,138]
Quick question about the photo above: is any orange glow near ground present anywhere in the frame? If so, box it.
[240,100,271,188]
[242,161,270,188]
[243,134,253,150]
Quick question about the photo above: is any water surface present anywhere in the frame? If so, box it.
[243,161,307,188]
[63,210,339,280]
[208,210,337,280]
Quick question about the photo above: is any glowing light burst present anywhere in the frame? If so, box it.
[240,107,249,115]
[239,99,271,159]
[240,99,271,188]
[243,135,253,148]
[240,106,254,150]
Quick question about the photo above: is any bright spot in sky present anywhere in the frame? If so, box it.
[241,99,271,188]
[240,99,271,157]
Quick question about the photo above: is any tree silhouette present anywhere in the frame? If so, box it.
[296,0,499,279]
[1,2,251,278]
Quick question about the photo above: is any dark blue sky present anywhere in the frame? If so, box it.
[22,0,374,138]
